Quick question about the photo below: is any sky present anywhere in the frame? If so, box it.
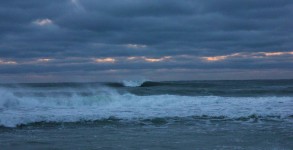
[0,0,293,83]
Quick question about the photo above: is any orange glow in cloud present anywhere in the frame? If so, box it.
[261,51,293,56]
[95,58,116,63]
[143,56,171,62]
[202,56,228,61]
[202,53,241,62]
[202,51,293,62]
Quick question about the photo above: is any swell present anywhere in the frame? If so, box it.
[131,80,293,96]
[1,115,292,129]
[2,80,293,97]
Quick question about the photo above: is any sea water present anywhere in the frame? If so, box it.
[0,80,292,149]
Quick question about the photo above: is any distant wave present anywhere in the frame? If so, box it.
[105,81,160,87]
[103,80,151,87]
[104,80,293,97]
[0,87,292,128]
[121,80,177,87]
[122,80,148,87]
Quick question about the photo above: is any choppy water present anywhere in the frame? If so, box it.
[0,80,293,149]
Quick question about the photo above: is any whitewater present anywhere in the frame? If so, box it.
[0,81,293,127]
[1,80,293,149]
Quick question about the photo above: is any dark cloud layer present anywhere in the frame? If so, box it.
[0,0,293,82]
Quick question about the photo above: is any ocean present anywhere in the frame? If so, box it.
[0,80,292,149]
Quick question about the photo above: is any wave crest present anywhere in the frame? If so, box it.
[122,80,148,87]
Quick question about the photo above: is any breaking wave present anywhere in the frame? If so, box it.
[0,87,292,127]
[122,80,148,87]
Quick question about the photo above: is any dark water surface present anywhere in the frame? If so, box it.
[1,121,292,150]
[0,80,293,149]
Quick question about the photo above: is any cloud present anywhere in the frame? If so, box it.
[126,44,147,49]
[0,59,17,65]
[37,58,53,62]
[202,51,293,62]
[33,19,53,26]
[262,51,293,56]
[0,0,292,82]
[94,58,116,63]
[70,0,84,10]
[126,56,171,62]
[143,56,171,62]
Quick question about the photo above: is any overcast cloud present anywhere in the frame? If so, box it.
[0,0,292,82]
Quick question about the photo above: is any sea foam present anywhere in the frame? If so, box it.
[0,87,292,127]
[122,79,147,87]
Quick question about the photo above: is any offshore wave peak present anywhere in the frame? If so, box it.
[122,79,148,87]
